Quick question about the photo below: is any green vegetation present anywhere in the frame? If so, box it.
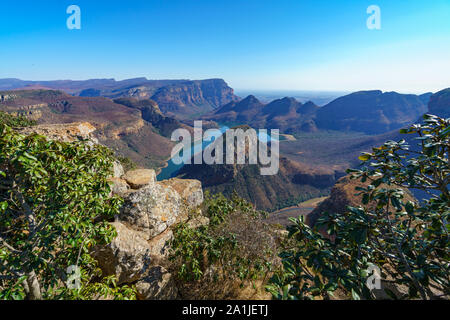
[267,114,449,300]
[0,121,135,300]
[117,156,137,172]
[169,192,278,299]
[0,111,36,128]
[273,190,330,211]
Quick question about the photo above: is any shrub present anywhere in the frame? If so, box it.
[0,111,36,128]
[267,114,449,300]
[0,122,135,300]
[169,192,279,299]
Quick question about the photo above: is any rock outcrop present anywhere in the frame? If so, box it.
[15,121,206,300]
[306,175,416,227]
[18,122,98,143]
[123,169,156,189]
[92,222,153,284]
[95,167,205,300]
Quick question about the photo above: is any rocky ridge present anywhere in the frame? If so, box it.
[97,167,205,299]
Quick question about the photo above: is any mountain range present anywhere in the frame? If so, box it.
[0,78,238,119]
[204,90,434,135]
[1,78,448,212]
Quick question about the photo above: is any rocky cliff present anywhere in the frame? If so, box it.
[15,121,207,300]
[96,168,205,300]
[149,79,238,118]
[0,89,175,169]
[0,78,239,119]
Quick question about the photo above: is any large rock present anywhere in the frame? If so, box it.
[91,222,152,284]
[159,178,203,209]
[119,183,185,240]
[135,266,178,300]
[147,228,173,258]
[123,169,156,189]
[113,161,125,178]
[108,177,129,195]
[18,122,98,143]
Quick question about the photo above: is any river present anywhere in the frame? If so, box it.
[156,126,278,181]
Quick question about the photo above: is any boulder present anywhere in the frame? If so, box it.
[135,266,178,300]
[123,169,156,189]
[113,161,125,178]
[147,228,173,258]
[107,177,129,195]
[119,183,185,240]
[91,222,152,284]
[159,178,203,209]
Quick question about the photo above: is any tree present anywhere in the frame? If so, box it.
[0,121,135,300]
[267,114,449,300]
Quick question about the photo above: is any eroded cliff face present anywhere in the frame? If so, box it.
[95,168,206,300]
[177,127,335,211]
[150,79,238,118]
[0,90,174,169]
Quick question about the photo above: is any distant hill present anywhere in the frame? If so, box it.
[428,88,450,118]
[315,90,428,134]
[0,78,239,119]
[0,89,176,169]
[204,90,431,135]
[204,95,319,133]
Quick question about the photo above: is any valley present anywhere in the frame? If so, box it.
[0,78,448,215]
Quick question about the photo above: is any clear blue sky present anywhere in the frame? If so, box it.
[1,0,449,92]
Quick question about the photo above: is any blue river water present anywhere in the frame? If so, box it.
[156,126,277,181]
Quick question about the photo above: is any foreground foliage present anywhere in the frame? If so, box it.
[0,122,135,299]
[267,114,449,300]
[169,192,279,299]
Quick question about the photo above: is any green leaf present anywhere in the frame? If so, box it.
[351,289,361,300]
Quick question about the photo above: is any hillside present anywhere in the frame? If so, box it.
[315,90,428,134]
[428,88,450,118]
[112,97,191,137]
[204,90,428,135]
[175,126,337,211]
[204,95,319,133]
[0,78,239,119]
[0,89,175,169]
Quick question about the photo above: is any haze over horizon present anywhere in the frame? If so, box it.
[1,0,449,93]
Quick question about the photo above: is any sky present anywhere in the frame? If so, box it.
[1,0,449,93]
